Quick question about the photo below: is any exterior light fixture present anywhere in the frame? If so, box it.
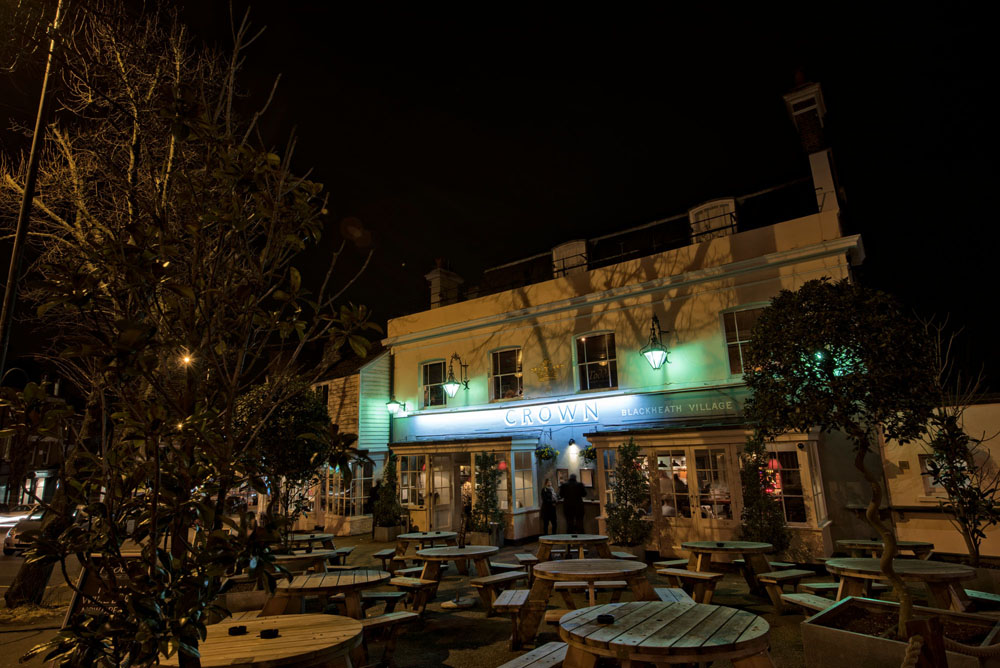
[442,353,469,398]
[386,398,404,415]
[640,314,670,370]
[180,354,193,366]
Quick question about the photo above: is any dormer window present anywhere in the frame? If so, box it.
[689,198,737,241]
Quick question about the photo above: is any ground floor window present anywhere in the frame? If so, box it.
[319,460,374,517]
[657,451,691,518]
[766,449,807,523]
[513,451,535,509]
[399,455,427,506]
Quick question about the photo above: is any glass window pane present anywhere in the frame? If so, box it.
[579,364,590,390]
[728,345,743,375]
[736,309,760,338]
[784,496,807,523]
[585,335,607,362]
[723,312,738,341]
[577,337,587,362]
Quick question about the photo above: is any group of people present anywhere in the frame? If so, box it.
[540,474,588,534]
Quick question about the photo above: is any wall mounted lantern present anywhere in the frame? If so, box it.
[640,314,670,370]
[386,397,404,415]
[442,353,469,397]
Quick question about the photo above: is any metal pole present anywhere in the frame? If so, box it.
[0,0,64,378]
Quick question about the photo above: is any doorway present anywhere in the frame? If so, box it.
[654,446,738,545]
[430,454,453,530]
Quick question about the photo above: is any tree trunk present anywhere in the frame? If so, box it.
[854,441,911,639]
[2,498,65,607]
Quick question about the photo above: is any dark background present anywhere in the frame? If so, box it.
[2,4,994,387]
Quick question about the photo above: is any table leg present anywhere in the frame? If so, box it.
[518,578,554,646]
[421,560,441,581]
[745,553,771,596]
[537,544,552,561]
[455,558,469,575]
[594,543,612,559]
[587,583,597,607]
[563,643,597,668]
[343,591,364,619]
[473,557,491,577]
[627,575,656,601]
[836,576,868,600]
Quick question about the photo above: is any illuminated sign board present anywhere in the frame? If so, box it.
[393,387,749,441]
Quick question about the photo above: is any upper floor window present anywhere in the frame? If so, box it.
[422,361,447,407]
[576,333,618,391]
[491,348,523,400]
[723,308,763,375]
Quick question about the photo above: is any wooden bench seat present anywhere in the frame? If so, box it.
[757,569,815,612]
[653,559,688,569]
[361,610,420,666]
[331,546,354,565]
[967,589,1000,610]
[497,641,568,668]
[395,566,425,577]
[544,609,573,625]
[655,587,693,603]
[324,590,410,616]
[553,580,628,607]
[515,553,539,582]
[490,561,523,573]
[780,593,836,616]
[801,582,840,596]
[656,568,724,603]
[470,570,528,615]
[610,551,638,560]
[733,558,796,570]
[389,577,438,614]
[494,589,530,650]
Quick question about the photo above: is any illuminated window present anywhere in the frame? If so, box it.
[513,451,535,509]
[576,333,618,391]
[723,308,764,375]
[421,361,447,407]
[491,348,523,400]
[320,461,374,517]
[656,452,692,518]
[766,450,807,523]
[399,455,426,506]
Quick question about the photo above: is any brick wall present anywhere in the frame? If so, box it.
[325,375,359,436]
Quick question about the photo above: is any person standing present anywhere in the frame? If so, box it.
[559,474,586,533]
[540,478,558,535]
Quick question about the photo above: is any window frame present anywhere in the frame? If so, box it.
[764,445,810,526]
[420,359,448,408]
[512,450,536,510]
[721,305,768,377]
[575,331,619,392]
[490,347,524,402]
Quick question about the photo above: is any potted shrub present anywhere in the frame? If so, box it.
[468,453,505,546]
[605,438,652,558]
[373,452,405,542]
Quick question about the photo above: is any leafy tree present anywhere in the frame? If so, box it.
[606,438,652,547]
[470,453,504,533]
[373,451,403,528]
[0,7,375,666]
[237,384,360,547]
[743,278,937,637]
[738,433,791,552]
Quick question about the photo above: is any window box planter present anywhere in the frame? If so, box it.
[802,596,1000,668]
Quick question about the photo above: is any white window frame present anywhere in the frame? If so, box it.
[490,347,523,401]
[721,305,767,376]
[689,198,737,240]
[420,360,447,408]
[399,455,427,506]
[575,332,618,392]
[512,451,536,510]
[765,445,810,526]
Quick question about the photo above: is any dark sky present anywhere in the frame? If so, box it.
[3,4,995,386]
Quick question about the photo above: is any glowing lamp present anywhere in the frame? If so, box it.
[443,353,469,398]
[498,460,507,471]
[639,314,670,370]
[386,398,403,415]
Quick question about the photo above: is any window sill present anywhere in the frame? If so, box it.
[490,396,524,404]
[576,386,619,395]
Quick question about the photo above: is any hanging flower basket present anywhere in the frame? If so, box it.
[583,444,597,463]
[535,444,558,461]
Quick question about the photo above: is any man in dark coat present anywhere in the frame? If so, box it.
[559,474,587,533]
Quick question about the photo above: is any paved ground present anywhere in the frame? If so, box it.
[0,534,819,667]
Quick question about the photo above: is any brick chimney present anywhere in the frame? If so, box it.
[783,74,841,215]
[425,258,464,308]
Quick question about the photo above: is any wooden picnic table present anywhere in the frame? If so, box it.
[825,557,975,611]
[390,531,458,570]
[517,558,655,647]
[537,533,612,560]
[269,549,339,574]
[285,532,336,550]
[259,569,391,619]
[160,613,362,668]
[559,600,773,667]
[417,544,498,579]
[836,539,934,559]
[682,540,773,596]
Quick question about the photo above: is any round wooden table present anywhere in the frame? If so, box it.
[285,532,336,550]
[259,569,391,618]
[417,544,498,579]
[517,558,655,647]
[682,540,773,595]
[825,558,975,611]
[538,533,612,560]
[161,613,362,668]
[836,539,935,559]
[270,549,339,574]
[559,601,773,667]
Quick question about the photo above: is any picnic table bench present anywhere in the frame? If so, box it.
[497,641,568,668]
[657,567,725,604]
[471,570,528,614]
[756,569,815,613]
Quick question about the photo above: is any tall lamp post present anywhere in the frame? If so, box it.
[0,0,64,378]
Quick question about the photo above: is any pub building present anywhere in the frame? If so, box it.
[381,81,879,560]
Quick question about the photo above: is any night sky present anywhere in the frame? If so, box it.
[2,5,995,387]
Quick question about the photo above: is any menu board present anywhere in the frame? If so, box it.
[62,553,143,629]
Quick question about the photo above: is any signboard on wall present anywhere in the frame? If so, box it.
[394,386,749,441]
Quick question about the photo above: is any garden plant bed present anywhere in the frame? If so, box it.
[803,597,1000,668]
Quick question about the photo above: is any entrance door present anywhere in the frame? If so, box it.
[654,446,737,545]
[430,455,453,530]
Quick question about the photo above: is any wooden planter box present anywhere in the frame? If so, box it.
[802,597,1000,668]
[373,525,403,542]
[468,523,504,547]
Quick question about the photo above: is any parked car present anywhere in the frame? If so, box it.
[0,504,37,530]
[3,506,44,555]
